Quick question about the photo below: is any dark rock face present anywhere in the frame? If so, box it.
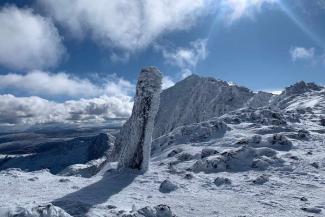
[283,81,322,96]
[112,67,162,172]
[87,133,114,160]
[320,118,325,126]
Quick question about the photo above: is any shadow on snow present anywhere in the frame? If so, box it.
[52,169,139,216]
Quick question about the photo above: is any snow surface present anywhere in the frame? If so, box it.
[0,77,325,216]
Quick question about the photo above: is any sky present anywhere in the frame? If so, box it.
[0,0,324,130]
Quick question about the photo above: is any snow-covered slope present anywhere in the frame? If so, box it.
[0,77,325,217]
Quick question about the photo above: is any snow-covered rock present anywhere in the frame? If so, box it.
[59,157,107,178]
[4,204,71,217]
[301,207,322,214]
[271,81,325,111]
[122,204,176,217]
[201,148,219,158]
[112,67,162,172]
[266,134,293,151]
[167,148,183,158]
[159,179,178,193]
[192,146,282,173]
[152,119,229,154]
[214,177,232,186]
[252,174,270,185]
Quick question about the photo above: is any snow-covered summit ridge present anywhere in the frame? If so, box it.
[153,74,271,138]
[154,75,325,138]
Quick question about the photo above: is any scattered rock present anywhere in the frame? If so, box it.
[297,130,310,140]
[320,118,325,126]
[301,207,322,214]
[300,197,308,202]
[201,148,219,158]
[253,174,270,185]
[184,173,194,180]
[107,205,117,210]
[214,177,232,186]
[28,177,39,181]
[311,162,319,169]
[267,134,293,151]
[176,152,194,161]
[6,203,72,217]
[59,178,70,183]
[154,204,174,217]
[289,155,299,160]
[159,179,178,193]
[124,204,175,217]
[167,148,183,158]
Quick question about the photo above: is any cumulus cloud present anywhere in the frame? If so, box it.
[38,0,206,51]
[156,39,208,78]
[290,47,315,61]
[0,71,134,99]
[219,0,278,23]
[0,6,64,70]
[0,94,133,127]
[0,70,135,127]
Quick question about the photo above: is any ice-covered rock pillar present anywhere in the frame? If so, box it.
[114,67,162,172]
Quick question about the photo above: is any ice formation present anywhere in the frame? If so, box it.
[112,67,162,172]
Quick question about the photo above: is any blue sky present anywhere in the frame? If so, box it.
[0,0,324,128]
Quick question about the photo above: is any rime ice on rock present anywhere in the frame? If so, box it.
[113,67,162,172]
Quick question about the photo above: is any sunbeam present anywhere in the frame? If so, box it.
[277,1,325,49]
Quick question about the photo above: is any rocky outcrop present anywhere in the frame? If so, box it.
[270,81,324,110]
[112,67,162,172]
[247,91,274,108]
[4,203,72,217]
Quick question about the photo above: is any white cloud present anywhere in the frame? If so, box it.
[38,0,206,51]
[263,89,283,95]
[0,6,65,70]
[162,76,175,90]
[156,39,208,77]
[0,71,134,99]
[219,0,278,23]
[0,94,133,127]
[0,70,135,127]
[290,47,315,61]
